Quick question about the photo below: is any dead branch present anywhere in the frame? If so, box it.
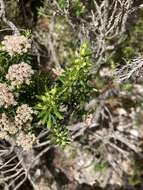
[115,57,143,83]
[0,0,20,35]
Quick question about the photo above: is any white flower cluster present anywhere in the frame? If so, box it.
[0,83,17,108]
[0,33,36,151]
[0,113,17,135]
[6,62,34,88]
[2,35,31,55]
[0,131,9,141]
[16,132,36,151]
[0,104,36,150]
[15,104,34,128]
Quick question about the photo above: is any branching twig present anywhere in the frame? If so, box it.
[0,0,20,35]
[115,57,143,83]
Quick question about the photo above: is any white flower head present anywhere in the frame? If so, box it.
[16,132,36,151]
[6,62,34,88]
[15,104,34,128]
[0,83,17,108]
[2,35,31,55]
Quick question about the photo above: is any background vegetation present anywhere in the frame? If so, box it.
[0,0,143,190]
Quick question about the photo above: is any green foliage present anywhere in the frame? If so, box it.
[51,125,70,148]
[58,0,86,16]
[122,13,143,59]
[36,42,95,147]
[24,29,32,38]
[110,12,143,66]
[71,0,86,17]
[129,175,141,186]
[94,162,109,172]
[37,87,63,127]
[122,83,133,91]
[57,43,93,107]
[128,158,143,186]
[58,0,68,9]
